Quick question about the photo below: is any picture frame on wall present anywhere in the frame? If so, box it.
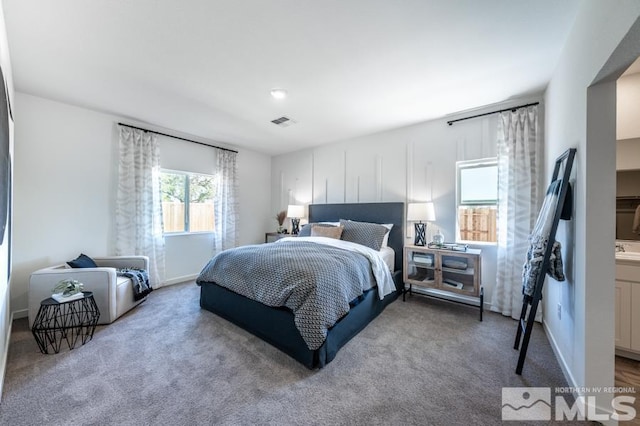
[0,64,12,281]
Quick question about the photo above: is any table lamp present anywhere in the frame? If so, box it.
[407,202,435,246]
[287,204,304,235]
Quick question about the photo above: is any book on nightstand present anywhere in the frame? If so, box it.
[51,292,85,303]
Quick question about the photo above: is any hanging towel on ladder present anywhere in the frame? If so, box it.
[522,180,567,297]
[522,236,565,297]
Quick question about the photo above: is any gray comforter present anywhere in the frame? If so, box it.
[196,240,376,350]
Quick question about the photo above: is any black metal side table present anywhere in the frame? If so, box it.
[31,291,100,354]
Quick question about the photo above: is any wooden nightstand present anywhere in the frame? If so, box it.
[403,245,483,320]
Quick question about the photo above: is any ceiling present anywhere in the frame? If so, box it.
[3,0,581,155]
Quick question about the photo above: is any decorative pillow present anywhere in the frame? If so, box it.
[297,222,339,237]
[339,219,388,251]
[311,225,344,239]
[67,253,98,268]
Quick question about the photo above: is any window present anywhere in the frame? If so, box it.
[456,158,497,243]
[160,170,215,234]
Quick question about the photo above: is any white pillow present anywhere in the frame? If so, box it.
[381,223,393,248]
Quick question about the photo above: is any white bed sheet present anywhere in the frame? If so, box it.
[379,246,395,273]
[277,236,395,299]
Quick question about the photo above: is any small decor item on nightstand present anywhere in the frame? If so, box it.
[432,229,445,246]
[275,210,287,233]
[51,279,84,303]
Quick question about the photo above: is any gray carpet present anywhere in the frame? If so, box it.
[0,281,583,425]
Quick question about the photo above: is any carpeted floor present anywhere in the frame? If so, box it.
[0,281,586,425]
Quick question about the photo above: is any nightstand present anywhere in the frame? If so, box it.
[403,245,483,320]
[265,232,292,243]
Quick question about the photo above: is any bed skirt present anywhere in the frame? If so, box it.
[199,274,401,369]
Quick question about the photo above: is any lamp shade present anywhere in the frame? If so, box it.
[407,202,436,222]
[287,204,304,219]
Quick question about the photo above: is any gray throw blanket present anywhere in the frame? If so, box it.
[118,268,152,301]
[196,241,375,350]
[522,235,565,297]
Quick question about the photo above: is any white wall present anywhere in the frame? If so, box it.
[0,0,14,401]
[269,103,539,306]
[11,92,272,315]
[543,0,640,415]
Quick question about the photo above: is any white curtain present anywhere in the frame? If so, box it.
[115,126,166,288]
[213,149,238,252]
[491,105,542,320]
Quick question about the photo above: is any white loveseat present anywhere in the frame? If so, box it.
[29,256,150,327]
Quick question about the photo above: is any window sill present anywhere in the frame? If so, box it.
[164,231,214,237]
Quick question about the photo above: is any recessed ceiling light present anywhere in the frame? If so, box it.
[270,88,288,100]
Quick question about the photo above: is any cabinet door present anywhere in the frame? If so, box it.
[439,253,479,296]
[631,283,640,351]
[616,280,631,350]
[404,247,437,288]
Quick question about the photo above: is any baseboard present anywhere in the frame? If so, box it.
[615,347,640,361]
[0,310,13,404]
[11,308,26,320]
[543,320,617,425]
[543,319,577,389]
[163,274,199,286]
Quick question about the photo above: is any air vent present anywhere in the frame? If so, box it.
[271,116,296,127]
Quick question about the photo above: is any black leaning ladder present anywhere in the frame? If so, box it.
[514,148,576,375]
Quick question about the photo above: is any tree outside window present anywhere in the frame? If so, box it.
[160,170,215,233]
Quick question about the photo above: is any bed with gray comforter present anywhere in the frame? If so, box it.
[197,202,404,368]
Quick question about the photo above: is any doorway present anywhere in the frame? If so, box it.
[615,56,640,422]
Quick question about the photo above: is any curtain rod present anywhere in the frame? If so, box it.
[117,122,238,153]
[446,102,540,126]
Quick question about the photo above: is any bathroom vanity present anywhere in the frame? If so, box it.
[615,242,640,359]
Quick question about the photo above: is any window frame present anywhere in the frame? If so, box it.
[160,168,215,235]
[455,157,498,244]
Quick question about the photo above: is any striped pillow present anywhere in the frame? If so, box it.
[339,219,388,251]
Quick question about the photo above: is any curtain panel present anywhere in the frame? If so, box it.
[115,126,166,288]
[490,105,542,320]
[213,149,239,252]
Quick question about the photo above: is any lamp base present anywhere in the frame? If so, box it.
[414,222,426,246]
[291,218,300,235]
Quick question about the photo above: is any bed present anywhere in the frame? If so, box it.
[197,202,405,368]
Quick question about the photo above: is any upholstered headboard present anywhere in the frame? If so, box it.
[308,202,405,273]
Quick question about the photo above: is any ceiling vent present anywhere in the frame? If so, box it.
[271,116,296,127]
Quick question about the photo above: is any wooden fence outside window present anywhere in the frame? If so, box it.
[458,207,497,242]
[162,202,215,233]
